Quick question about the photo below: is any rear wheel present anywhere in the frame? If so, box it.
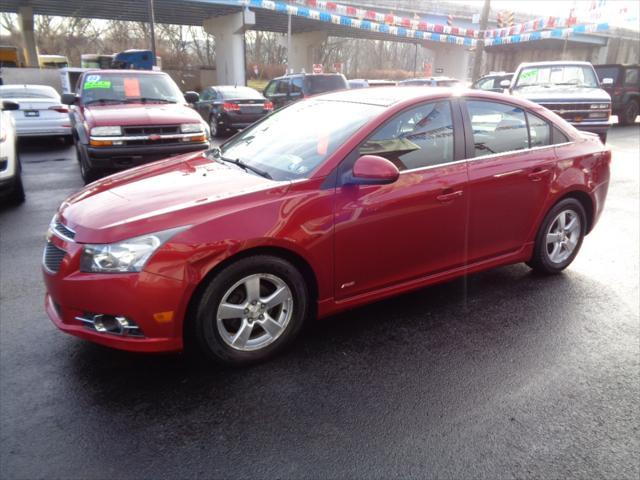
[190,255,309,366]
[619,100,638,126]
[8,166,25,205]
[527,198,586,274]
[209,115,220,138]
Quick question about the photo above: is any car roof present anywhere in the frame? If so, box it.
[315,86,550,110]
[83,69,165,75]
[518,61,593,68]
[275,73,343,79]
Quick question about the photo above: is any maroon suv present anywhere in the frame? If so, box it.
[62,70,209,183]
[595,64,640,125]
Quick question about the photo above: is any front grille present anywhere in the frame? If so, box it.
[52,220,75,241]
[539,103,592,112]
[123,137,185,146]
[43,242,66,273]
[122,125,180,136]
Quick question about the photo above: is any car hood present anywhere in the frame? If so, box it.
[59,152,289,243]
[83,103,203,127]
[511,86,611,103]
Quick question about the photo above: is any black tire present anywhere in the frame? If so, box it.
[209,115,220,138]
[8,169,25,205]
[527,198,587,275]
[190,255,310,366]
[619,100,638,126]
[77,143,100,184]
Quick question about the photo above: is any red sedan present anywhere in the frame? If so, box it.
[42,88,610,365]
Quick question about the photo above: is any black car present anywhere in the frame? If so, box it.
[472,72,514,92]
[594,64,639,125]
[195,86,272,137]
[263,73,348,109]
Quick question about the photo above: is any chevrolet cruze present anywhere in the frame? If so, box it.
[43,88,610,366]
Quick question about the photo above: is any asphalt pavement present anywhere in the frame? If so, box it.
[1,126,638,479]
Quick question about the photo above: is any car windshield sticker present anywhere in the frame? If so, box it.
[84,74,111,90]
[520,69,538,80]
[124,78,141,97]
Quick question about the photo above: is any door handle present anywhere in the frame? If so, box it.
[528,168,550,181]
[436,189,464,202]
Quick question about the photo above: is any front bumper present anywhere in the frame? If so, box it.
[42,234,188,353]
[86,142,208,170]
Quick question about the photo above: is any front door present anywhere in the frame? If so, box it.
[333,100,469,299]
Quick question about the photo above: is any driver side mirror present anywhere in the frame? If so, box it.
[499,79,511,88]
[61,93,77,105]
[184,91,199,103]
[601,78,614,86]
[1,100,19,111]
[346,155,400,185]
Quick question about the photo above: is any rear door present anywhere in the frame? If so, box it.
[333,99,469,299]
[462,98,556,262]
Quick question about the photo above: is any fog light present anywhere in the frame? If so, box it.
[77,313,143,337]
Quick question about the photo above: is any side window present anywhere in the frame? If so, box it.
[476,78,495,90]
[467,100,528,157]
[291,77,304,94]
[264,81,277,97]
[276,79,289,94]
[526,112,550,148]
[359,101,454,171]
[552,126,569,144]
[210,89,218,100]
[200,89,211,101]
[624,68,639,86]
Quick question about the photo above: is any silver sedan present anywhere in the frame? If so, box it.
[0,85,72,139]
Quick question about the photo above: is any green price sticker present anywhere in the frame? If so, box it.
[520,70,538,80]
[84,80,112,90]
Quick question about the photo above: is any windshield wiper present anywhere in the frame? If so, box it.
[124,97,175,104]
[207,147,272,180]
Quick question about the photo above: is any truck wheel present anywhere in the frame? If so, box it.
[8,171,25,205]
[78,146,101,184]
[620,100,638,126]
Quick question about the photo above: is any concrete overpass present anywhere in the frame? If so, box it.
[1,0,626,85]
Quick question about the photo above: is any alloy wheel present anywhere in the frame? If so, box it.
[545,209,581,264]
[216,273,293,351]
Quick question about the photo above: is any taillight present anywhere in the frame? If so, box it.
[263,101,273,110]
[223,102,240,112]
[49,105,69,113]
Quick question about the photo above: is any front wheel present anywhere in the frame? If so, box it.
[209,115,220,138]
[190,255,309,366]
[527,198,587,274]
[619,100,638,126]
[77,143,100,184]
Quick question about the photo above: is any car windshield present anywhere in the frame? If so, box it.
[79,73,185,104]
[0,86,59,99]
[514,65,599,88]
[219,87,264,100]
[219,99,382,181]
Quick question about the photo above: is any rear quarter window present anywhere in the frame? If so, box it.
[306,76,347,94]
[595,67,620,84]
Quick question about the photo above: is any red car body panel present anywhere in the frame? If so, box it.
[43,89,611,353]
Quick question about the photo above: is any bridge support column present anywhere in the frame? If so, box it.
[203,10,255,86]
[18,6,38,67]
[286,31,328,74]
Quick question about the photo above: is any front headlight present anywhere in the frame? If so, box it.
[80,226,188,273]
[181,123,204,134]
[91,126,122,136]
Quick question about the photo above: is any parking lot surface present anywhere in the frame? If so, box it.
[1,126,639,479]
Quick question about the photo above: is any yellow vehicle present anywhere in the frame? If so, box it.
[0,45,21,68]
[38,55,69,69]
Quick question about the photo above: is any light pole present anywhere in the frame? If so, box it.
[148,0,157,67]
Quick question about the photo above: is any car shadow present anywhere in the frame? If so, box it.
[61,263,619,417]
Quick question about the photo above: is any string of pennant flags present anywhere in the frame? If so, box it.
[236,0,610,47]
